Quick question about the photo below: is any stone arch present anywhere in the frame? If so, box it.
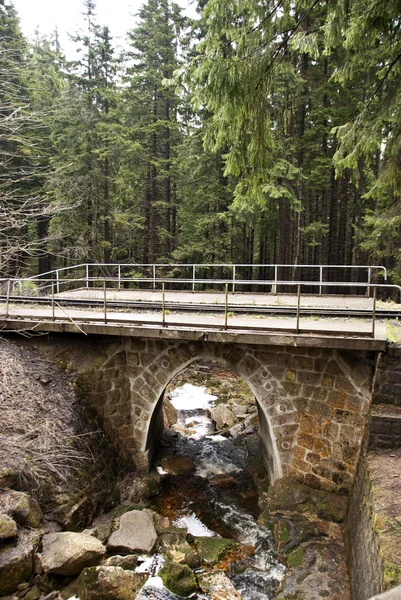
[129,340,302,485]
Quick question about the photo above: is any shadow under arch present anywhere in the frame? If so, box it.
[142,354,283,485]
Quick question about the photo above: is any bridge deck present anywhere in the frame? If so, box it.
[0,302,387,351]
[56,288,398,310]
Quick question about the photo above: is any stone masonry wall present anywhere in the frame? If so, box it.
[62,337,374,494]
[347,442,384,600]
[372,345,401,406]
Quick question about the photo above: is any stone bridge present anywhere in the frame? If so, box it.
[43,334,375,494]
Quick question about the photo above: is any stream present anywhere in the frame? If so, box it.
[137,380,285,600]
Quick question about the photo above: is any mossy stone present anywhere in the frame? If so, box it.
[159,561,197,598]
[194,537,235,565]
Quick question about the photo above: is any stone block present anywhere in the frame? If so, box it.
[297,371,322,386]
[321,374,335,388]
[308,399,332,419]
[297,432,315,450]
[292,458,311,473]
[325,360,344,376]
[335,377,357,395]
[127,352,140,365]
[293,356,315,371]
[285,369,297,383]
[282,381,302,397]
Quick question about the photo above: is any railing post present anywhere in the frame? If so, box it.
[86,264,89,289]
[372,286,377,338]
[56,270,60,294]
[52,283,55,321]
[319,266,323,295]
[162,281,166,327]
[232,265,236,294]
[296,284,301,334]
[272,265,278,294]
[224,283,229,330]
[118,265,121,290]
[5,279,10,318]
[367,267,372,298]
[153,265,156,290]
[192,265,196,292]
[104,282,107,324]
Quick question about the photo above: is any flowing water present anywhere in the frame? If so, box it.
[137,381,285,600]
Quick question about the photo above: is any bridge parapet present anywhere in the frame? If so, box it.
[58,335,374,494]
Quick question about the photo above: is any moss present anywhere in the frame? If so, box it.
[159,561,197,598]
[287,547,305,568]
[383,562,401,589]
[194,536,236,565]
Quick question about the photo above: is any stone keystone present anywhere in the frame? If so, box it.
[107,510,157,554]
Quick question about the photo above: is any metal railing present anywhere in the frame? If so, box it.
[1,276,399,338]
[13,262,387,295]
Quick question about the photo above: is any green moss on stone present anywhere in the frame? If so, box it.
[287,547,305,568]
[159,561,197,598]
[194,537,236,565]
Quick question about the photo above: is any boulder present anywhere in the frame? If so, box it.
[159,561,197,598]
[41,532,106,576]
[0,490,42,528]
[127,474,161,503]
[231,405,248,418]
[160,455,195,476]
[107,510,157,554]
[0,467,18,489]
[0,513,18,540]
[163,397,178,427]
[197,570,242,599]
[158,527,188,550]
[102,555,138,571]
[210,405,236,430]
[0,533,36,595]
[78,566,146,600]
[194,537,236,565]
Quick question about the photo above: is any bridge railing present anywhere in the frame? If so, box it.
[1,277,400,339]
[12,262,387,296]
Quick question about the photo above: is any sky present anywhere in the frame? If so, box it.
[12,0,198,57]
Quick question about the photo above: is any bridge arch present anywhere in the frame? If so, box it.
[142,352,286,485]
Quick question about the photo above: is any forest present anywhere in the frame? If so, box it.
[1,0,400,284]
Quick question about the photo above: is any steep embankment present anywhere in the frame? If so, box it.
[0,336,118,527]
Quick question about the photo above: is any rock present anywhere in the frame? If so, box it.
[210,475,235,487]
[107,510,157,554]
[127,475,161,503]
[197,570,242,599]
[41,532,106,576]
[0,533,36,595]
[158,527,188,550]
[0,490,42,528]
[0,467,18,489]
[244,413,259,432]
[229,424,244,438]
[24,585,42,600]
[185,549,202,570]
[231,405,248,418]
[153,512,170,531]
[159,561,197,598]
[163,397,178,427]
[194,537,236,565]
[102,555,138,571]
[78,566,146,600]
[369,586,401,600]
[210,405,236,430]
[0,513,18,540]
[160,455,195,476]
[56,494,94,532]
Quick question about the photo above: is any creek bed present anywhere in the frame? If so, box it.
[139,381,285,600]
